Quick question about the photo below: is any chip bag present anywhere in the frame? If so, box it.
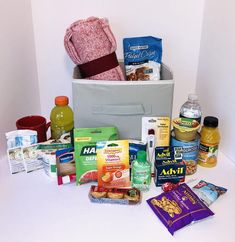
[147,183,214,235]
[123,36,162,81]
[74,127,118,185]
[192,180,227,206]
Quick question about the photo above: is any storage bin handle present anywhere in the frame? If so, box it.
[92,104,151,116]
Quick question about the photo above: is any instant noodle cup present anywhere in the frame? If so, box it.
[172,118,200,141]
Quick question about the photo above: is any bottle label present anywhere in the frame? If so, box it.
[132,164,151,185]
[52,129,74,144]
[198,143,218,166]
[180,114,201,124]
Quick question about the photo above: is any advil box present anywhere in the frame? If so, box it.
[154,146,186,186]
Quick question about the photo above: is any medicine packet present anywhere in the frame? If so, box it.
[6,130,37,148]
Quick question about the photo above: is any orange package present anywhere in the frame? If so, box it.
[96,140,130,188]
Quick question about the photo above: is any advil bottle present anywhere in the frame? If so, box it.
[50,96,74,143]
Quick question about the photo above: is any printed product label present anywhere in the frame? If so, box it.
[74,127,118,185]
[56,147,75,185]
[7,147,25,174]
[96,140,130,188]
[198,143,218,165]
[171,134,199,175]
[132,166,151,185]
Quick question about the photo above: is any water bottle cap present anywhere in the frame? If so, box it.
[55,96,69,106]
[203,116,219,127]
[137,150,147,163]
[188,94,198,101]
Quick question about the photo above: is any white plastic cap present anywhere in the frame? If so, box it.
[188,94,198,101]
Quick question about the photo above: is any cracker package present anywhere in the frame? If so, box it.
[74,127,118,185]
[192,180,227,206]
[96,140,130,188]
[123,36,162,81]
[147,183,214,235]
[89,186,141,205]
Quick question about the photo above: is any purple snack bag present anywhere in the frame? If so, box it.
[147,183,214,235]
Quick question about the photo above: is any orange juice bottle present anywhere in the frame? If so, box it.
[198,116,220,168]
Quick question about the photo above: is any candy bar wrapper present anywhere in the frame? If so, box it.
[192,180,227,206]
[147,183,214,235]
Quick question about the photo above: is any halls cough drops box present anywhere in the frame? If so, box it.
[96,140,130,188]
[74,127,118,185]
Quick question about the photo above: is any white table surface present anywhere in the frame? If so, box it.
[0,151,234,242]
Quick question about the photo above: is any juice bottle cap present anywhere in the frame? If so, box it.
[137,150,147,163]
[55,96,69,106]
[203,116,218,127]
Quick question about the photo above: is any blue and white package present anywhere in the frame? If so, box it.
[6,130,37,148]
[123,36,162,81]
[129,140,147,167]
[192,180,227,206]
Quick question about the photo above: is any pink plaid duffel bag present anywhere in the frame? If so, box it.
[64,17,125,80]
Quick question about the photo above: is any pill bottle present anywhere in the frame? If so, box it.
[180,94,202,124]
[50,96,74,143]
[198,116,220,168]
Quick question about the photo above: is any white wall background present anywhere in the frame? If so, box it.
[196,0,235,161]
[31,0,205,119]
[0,0,40,157]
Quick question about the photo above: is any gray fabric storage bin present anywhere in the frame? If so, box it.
[72,63,174,140]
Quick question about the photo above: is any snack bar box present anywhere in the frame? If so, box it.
[72,63,174,140]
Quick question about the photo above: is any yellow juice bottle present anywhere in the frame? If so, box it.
[50,96,74,142]
[198,116,220,168]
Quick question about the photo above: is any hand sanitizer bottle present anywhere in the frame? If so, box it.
[131,150,151,192]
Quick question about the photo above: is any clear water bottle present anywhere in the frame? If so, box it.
[180,94,202,124]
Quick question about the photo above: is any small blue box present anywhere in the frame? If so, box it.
[154,146,186,186]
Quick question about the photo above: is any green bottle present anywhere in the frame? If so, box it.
[131,150,151,192]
